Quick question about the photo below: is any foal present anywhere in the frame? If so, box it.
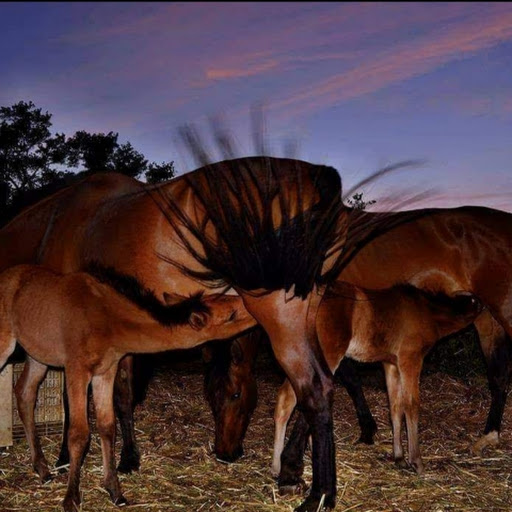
[0,264,255,512]
[272,282,482,477]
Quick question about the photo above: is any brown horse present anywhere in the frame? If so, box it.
[0,263,255,511]
[0,154,356,512]
[201,204,512,488]
[271,282,482,477]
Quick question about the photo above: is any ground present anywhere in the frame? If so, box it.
[1,340,512,512]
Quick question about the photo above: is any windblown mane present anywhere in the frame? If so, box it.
[150,120,432,298]
[86,261,208,326]
[153,153,346,299]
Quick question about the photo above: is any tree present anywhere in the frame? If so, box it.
[65,132,149,178]
[346,192,376,210]
[0,101,67,205]
[0,100,176,224]
[145,161,176,184]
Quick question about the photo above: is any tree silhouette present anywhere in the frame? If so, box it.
[0,101,68,205]
[0,100,176,224]
[346,192,376,210]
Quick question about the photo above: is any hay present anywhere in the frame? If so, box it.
[1,354,511,512]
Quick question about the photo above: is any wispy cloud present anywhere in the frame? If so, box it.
[270,7,512,117]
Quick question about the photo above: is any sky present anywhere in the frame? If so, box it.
[1,2,511,211]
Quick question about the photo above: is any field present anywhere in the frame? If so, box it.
[1,334,512,512]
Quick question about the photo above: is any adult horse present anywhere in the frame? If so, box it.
[201,204,512,486]
[0,155,352,512]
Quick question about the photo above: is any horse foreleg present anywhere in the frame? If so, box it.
[271,379,298,478]
[473,311,511,454]
[383,362,405,468]
[337,357,377,444]
[398,356,424,474]
[114,355,140,473]
[92,363,128,506]
[241,289,336,512]
[62,368,91,512]
[14,356,51,482]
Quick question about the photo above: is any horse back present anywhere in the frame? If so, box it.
[341,206,512,297]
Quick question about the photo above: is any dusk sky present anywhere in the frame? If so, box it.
[1,2,511,211]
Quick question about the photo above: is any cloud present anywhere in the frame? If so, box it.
[270,7,512,117]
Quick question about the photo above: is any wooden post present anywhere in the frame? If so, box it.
[0,364,13,447]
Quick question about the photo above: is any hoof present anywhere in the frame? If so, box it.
[62,495,80,512]
[40,472,54,484]
[114,495,129,507]
[471,431,500,456]
[55,454,70,469]
[35,464,53,483]
[394,457,408,469]
[356,433,375,445]
[294,494,335,512]
[279,478,307,496]
[117,453,140,474]
[410,458,425,475]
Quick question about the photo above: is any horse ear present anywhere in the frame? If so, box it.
[231,339,244,365]
[202,344,214,363]
[189,311,207,331]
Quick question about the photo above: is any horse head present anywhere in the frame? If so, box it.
[203,331,259,462]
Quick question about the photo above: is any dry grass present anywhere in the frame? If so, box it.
[1,351,512,512]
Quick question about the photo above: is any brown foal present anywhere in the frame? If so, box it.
[0,264,255,512]
[271,282,482,477]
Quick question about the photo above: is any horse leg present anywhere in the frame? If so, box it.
[241,289,336,512]
[62,368,91,512]
[337,357,377,444]
[272,379,298,478]
[14,356,52,482]
[473,311,512,454]
[92,364,128,505]
[56,383,70,471]
[383,362,406,469]
[114,355,141,473]
[398,356,424,474]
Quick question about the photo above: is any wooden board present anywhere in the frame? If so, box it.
[0,364,13,447]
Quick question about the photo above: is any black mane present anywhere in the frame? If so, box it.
[86,261,208,326]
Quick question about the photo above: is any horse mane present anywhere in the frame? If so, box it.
[150,117,433,298]
[150,122,349,299]
[85,260,209,326]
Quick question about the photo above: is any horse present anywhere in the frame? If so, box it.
[270,281,482,478]
[200,204,512,490]
[0,263,255,511]
[0,153,359,512]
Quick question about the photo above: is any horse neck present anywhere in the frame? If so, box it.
[116,317,200,354]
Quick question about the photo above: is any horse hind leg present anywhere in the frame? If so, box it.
[92,363,128,506]
[114,355,141,474]
[242,289,336,512]
[272,379,299,479]
[383,363,406,469]
[14,356,51,482]
[62,367,92,512]
[337,357,378,444]
[398,356,424,475]
[472,310,511,455]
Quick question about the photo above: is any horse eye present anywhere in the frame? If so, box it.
[232,392,241,400]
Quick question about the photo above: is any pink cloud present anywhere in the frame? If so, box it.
[271,7,512,117]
